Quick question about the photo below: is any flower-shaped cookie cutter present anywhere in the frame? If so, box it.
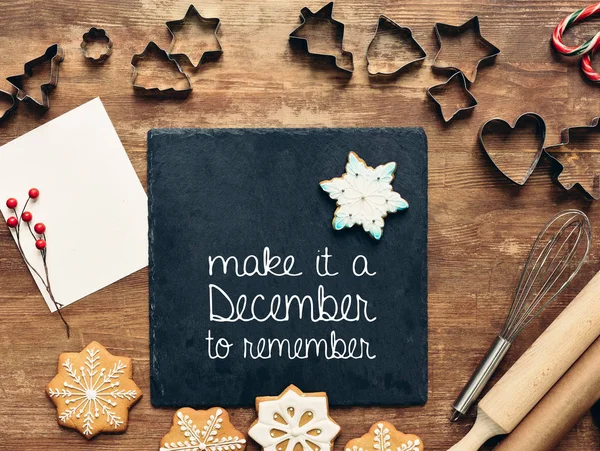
[81,27,113,62]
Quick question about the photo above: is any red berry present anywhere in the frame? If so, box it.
[28,188,39,199]
[34,222,46,234]
[6,216,18,228]
[21,211,32,222]
[35,239,46,250]
[6,198,17,209]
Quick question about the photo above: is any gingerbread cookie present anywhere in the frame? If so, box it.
[46,341,141,439]
[160,407,247,451]
[345,422,422,451]
[320,152,409,240]
[249,384,341,451]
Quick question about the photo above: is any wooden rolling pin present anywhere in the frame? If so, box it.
[448,269,600,451]
[494,336,600,450]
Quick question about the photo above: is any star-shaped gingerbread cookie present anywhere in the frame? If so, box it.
[160,407,247,451]
[344,422,422,451]
[46,341,142,439]
[249,385,341,451]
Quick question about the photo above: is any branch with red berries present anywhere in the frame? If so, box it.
[5,188,70,337]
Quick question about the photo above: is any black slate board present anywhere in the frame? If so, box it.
[148,128,428,407]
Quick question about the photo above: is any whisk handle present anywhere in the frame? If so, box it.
[451,336,512,420]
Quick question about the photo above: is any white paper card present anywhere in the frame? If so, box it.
[0,98,148,311]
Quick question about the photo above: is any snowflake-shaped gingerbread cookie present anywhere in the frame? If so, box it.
[320,152,409,240]
[46,341,142,439]
[160,407,247,451]
[344,421,422,451]
[249,385,341,451]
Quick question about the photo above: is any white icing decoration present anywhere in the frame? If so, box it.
[344,424,420,451]
[160,409,247,451]
[249,387,340,451]
[47,347,138,436]
[320,152,409,240]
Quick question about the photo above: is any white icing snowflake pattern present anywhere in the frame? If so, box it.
[47,346,138,436]
[249,386,340,451]
[160,409,247,451]
[320,152,409,240]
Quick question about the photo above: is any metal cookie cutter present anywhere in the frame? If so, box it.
[166,5,223,68]
[6,44,64,110]
[0,90,17,123]
[479,113,547,186]
[545,117,600,200]
[366,15,426,77]
[131,42,192,97]
[81,27,113,62]
[427,71,477,122]
[433,16,500,83]
[289,2,354,74]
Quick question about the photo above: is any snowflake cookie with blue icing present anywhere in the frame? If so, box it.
[249,385,341,451]
[46,341,142,439]
[320,152,409,240]
[344,421,422,451]
[160,407,247,451]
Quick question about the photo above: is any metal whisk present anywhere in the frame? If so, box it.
[450,209,592,422]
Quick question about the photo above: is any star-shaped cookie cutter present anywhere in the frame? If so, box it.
[6,44,64,110]
[366,15,427,77]
[427,71,478,122]
[432,16,500,83]
[130,41,192,97]
[289,2,354,74]
[81,27,113,62]
[166,4,223,68]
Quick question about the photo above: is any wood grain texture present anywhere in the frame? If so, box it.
[0,0,599,450]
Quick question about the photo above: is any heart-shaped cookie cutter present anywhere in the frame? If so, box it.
[479,112,546,186]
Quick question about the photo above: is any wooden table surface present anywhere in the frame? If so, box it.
[1,0,600,449]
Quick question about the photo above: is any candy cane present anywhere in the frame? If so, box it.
[552,3,600,56]
[582,44,600,81]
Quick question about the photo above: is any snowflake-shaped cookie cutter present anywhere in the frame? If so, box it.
[320,151,409,240]
[46,341,141,438]
[249,385,341,451]
[160,407,247,451]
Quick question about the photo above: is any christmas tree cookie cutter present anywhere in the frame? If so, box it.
[130,41,192,97]
[289,2,354,74]
[366,15,427,77]
[433,16,500,83]
[545,117,600,200]
[166,4,223,68]
[81,27,113,62]
[0,90,17,123]
[6,44,64,110]
[427,71,478,122]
